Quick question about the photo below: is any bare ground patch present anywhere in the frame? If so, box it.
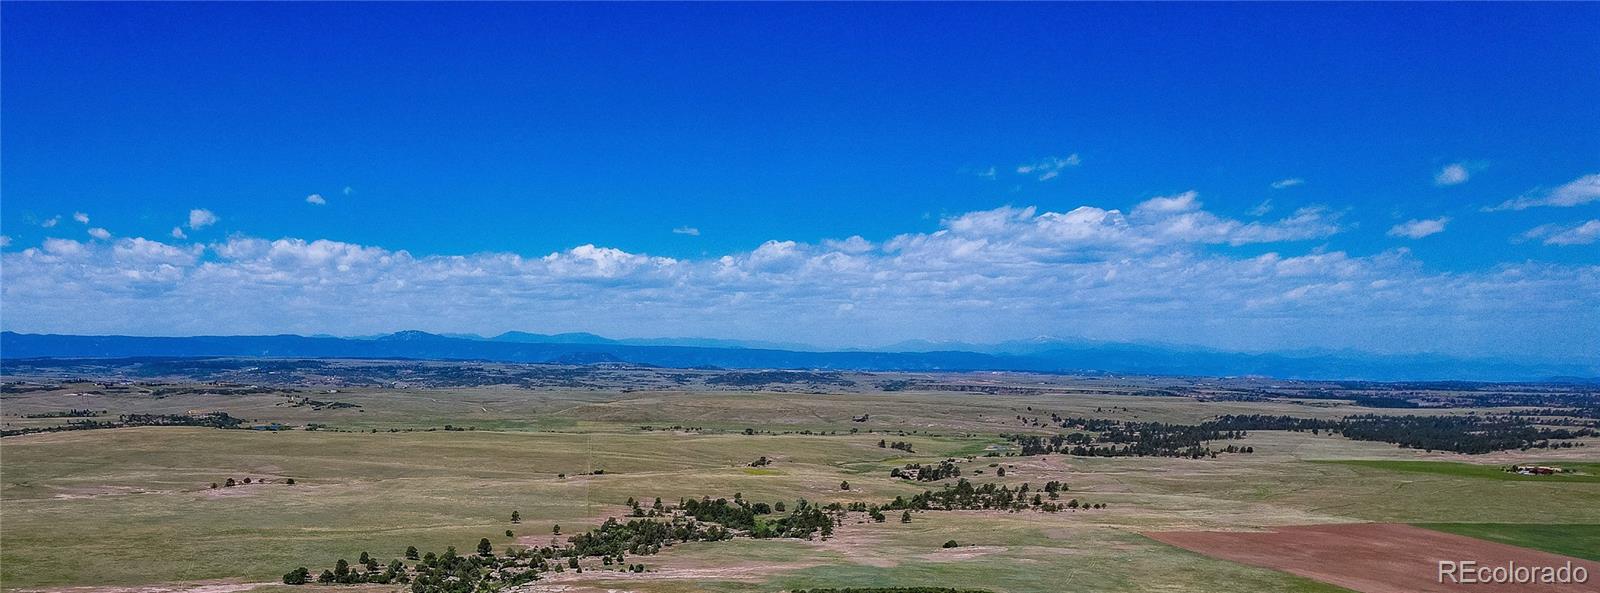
[1146,523,1600,593]
[918,545,1006,562]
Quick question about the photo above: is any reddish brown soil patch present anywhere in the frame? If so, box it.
[1147,523,1598,593]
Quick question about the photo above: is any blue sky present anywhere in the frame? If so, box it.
[2,3,1597,361]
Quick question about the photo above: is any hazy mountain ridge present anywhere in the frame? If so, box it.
[0,331,1593,382]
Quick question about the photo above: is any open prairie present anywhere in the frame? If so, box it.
[3,365,1597,593]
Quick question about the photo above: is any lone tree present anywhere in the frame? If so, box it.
[943,540,959,548]
[510,510,521,523]
[840,480,850,491]
[405,546,419,560]
[285,478,296,485]
[552,524,561,535]
[900,510,912,523]
[477,538,493,556]
[505,529,514,537]
[224,477,237,487]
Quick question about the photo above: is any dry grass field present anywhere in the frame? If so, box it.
[3,373,1597,593]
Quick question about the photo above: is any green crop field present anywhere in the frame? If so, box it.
[1415,523,1600,561]
[1313,459,1600,483]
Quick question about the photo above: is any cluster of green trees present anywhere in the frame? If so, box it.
[286,521,681,592]
[21,409,104,418]
[1,411,246,438]
[288,477,1097,591]
[879,439,915,452]
[878,479,1097,514]
[890,460,961,482]
[1338,414,1593,453]
[283,552,407,586]
[679,495,836,539]
[1005,426,1238,459]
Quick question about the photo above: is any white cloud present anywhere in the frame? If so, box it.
[40,237,87,257]
[342,186,355,196]
[1387,217,1451,239]
[171,227,188,240]
[1247,200,1274,217]
[188,208,219,229]
[1016,154,1081,181]
[671,226,700,236]
[1434,163,1470,186]
[1484,173,1600,212]
[73,212,90,224]
[1522,220,1600,246]
[822,235,874,254]
[41,216,60,228]
[0,235,10,248]
[87,227,112,240]
[0,196,1592,361]
[306,194,327,205]
[1271,178,1304,190]
[1131,191,1202,216]
[977,166,997,180]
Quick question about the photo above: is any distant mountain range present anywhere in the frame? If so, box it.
[1,330,1594,382]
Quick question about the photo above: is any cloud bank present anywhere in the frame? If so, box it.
[2,194,1594,361]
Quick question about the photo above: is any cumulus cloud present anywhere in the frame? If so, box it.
[1271,178,1304,190]
[171,227,188,240]
[1434,163,1470,186]
[41,216,60,228]
[73,212,90,224]
[1387,217,1450,239]
[0,235,10,248]
[342,186,355,196]
[1521,220,1600,246]
[671,226,700,236]
[87,227,112,240]
[822,235,874,254]
[306,194,327,205]
[188,209,219,229]
[1484,173,1600,212]
[1,197,1592,361]
[1016,154,1081,181]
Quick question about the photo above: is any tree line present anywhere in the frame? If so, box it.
[1004,413,1592,457]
